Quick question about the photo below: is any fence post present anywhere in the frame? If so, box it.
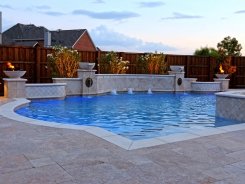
[186,56,190,78]
[209,57,216,81]
[96,50,101,74]
[35,45,41,83]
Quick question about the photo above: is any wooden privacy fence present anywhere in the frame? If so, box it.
[1,45,245,96]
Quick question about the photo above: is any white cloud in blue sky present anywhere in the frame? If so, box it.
[92,0,105,4]
[234,10,245,14]
[91,25,176,52]
[72,9,140,20]
[0,4,13,9]
[1,0,245,55]
[139,1,165,8]
[35,5,51,10]
[162,12,203,20]
[40,11,65,16]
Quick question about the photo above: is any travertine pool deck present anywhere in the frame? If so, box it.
[1,97,245,183]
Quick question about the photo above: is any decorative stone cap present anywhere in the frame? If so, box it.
[3,78,27,82]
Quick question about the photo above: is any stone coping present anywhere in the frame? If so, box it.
[1,98,245,150]
[25,83,67,87]
[52,78,82,81]
[214,79,230,81]
[96,74,175,78]
[216,90,245,99]
[77,69,97,72]
[3,78,27,82]
[192,81,220,84]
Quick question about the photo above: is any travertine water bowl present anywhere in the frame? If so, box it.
[4,71,26,78]
[170,65,184,72]
[215,74,229,79]
[79,62,95,70]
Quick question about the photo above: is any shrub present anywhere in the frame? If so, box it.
[47,46,80,78]
[137,52,167,74]
[101,52,129,74]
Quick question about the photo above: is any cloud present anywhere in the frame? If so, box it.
[234,10,245,14]
[92,0,105,4]
[72,9,139,20]
[0,4,13,9]
[139,1,165,8]
[90,25,177,52]
[162,12,203,20]
[36,5,51,10]
[41,11,65,16]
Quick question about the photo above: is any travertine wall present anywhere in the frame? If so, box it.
[25,83,66,99]
[192,82,221,92]
[53,78,82,95]
[96,74,175,94]
[216,91,245,121]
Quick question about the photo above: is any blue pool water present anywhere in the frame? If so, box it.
[16,93,243,140]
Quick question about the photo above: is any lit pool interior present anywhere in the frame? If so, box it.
[16,93,243,140]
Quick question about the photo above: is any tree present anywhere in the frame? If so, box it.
[194,47,219,59]
[217,36,242,56]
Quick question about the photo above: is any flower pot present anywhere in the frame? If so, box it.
[170,65,184,72]
[4,71,26,78]
[79,62,95,70]
[215,74,229,79]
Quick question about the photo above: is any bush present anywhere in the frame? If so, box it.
[47,46,80,78]
[101,52,129,74]
[137,52,167,74]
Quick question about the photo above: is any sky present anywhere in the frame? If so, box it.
[1,0,245,55]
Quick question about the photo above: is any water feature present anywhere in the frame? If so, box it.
[111,89,117,95]
[128,88,133,94]
[147,88,152,94]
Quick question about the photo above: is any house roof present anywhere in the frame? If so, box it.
[2,23,87,48]
[50,29,86,47]
[2,23,47,45]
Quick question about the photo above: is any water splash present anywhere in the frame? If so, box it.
[128,88,133,94]
[111,89,117,95]
[147,88,153,94]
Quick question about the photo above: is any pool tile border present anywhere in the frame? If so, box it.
[1,98,245,150]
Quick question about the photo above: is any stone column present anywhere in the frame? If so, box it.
[4,78,27,98]
[168,71,185,92]
[77,69,97,95]
[214,79,230,91]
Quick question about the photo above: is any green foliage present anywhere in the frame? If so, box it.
[47,46,80,78]
[194,36,242,75]
[100,51,129,74]
[194,47,219,59]
[217,36,242,56]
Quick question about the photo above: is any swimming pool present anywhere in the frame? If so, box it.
[16,92,243,140]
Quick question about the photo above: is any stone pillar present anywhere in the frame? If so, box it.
[168,71,185,92]
[77,69,97,95]
[4,78,27,98]
[214,79,230,91]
